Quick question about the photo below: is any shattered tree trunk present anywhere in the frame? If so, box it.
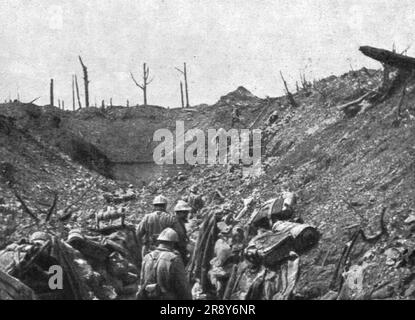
[360,45,415,102]
[50,79,54,107]
[184,63,189,107]
[280,71,298,108]
[176,63,190,107]
[78,56,89,108]
[359,46,415,70]
[74,74,82,109]
[72,75,75,111]
[142,63,147,106]
[180,81,184,108]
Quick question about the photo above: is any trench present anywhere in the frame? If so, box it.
[110,162,189,186]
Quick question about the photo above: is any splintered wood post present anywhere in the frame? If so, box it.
[110,97,113,107]
[62,100,64,110]
[58,99,61,109]
[72,75,75,111]
[180,81,184,108]
[126,99,129,107]
[130,62,153,106]
[280,71,298,108]
[101,100,105,109]
[50,79,54,107]
[184,63,189,107]
[74,74,82,109]
[78,56,89,108]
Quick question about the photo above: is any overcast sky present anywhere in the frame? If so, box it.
[0,0,414,108]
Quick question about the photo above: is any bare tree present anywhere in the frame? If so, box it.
[130,63,153,106]
[78,56,90,108]
[175,63,190,107]
[74,74,82,109]
[50,79,54,107]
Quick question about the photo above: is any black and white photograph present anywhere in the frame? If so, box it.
[0,0,414,307]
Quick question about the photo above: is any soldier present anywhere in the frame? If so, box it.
[231,106,240,127]
[138,228,192,300]
[173,200,191,265]
[136,195,175,259]
[184,185,204,217]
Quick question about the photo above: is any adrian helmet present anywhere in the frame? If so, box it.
[157,228,179,242]
[174,200,192,212]
[153,195,168,205]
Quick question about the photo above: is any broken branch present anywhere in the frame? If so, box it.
[337,92,373,111]
[45,193,58,222]
[11,188,39,222]
[130,72,144,89]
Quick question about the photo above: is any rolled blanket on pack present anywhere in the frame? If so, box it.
[67,229,110,263]
[272,221,320,253]
[248,197,293,229]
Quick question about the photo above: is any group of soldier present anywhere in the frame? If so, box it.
[136,195,193,300]
[135,187,300,300]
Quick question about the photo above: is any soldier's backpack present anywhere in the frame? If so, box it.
[138,252,162,300]
[245,231,295,268]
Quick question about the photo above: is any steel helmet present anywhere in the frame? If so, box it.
[157,228,179,242]
[29,231,51,244]
[174,200,191,212]
[153,195,168,205]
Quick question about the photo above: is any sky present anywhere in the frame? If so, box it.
[0,0,415,108]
